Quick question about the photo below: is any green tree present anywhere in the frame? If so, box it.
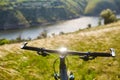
[100,9,117,24]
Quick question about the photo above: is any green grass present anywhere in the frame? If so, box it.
[0,21,120,80]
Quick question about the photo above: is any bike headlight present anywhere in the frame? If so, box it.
[59,47,67,53]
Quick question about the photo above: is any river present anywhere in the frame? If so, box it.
[0,15,119,40]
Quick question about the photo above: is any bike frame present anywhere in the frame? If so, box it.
[21,42,115,80]
[60,56,68,80]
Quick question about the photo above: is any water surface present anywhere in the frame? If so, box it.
[0,16,104,40]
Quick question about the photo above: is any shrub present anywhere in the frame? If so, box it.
[0,39,10,45]
[37,30,48,39]
[59,32,64,35]
[100,9,117,24]
[87,24,92,28]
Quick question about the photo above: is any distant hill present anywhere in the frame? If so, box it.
[84,0,120,15]
[0,0,120,30]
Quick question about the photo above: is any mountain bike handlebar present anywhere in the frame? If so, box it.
[21,42,115,80]
[21,42,115,58]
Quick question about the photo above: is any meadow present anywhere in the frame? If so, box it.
[0,21,120,80]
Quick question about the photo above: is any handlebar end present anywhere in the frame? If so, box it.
[110,48,115,57]
[21,42,28,49]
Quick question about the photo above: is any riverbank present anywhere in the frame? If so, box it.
[0,19,120,45]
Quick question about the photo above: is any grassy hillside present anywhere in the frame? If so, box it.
[84,0,120,15]
[0,21,120,80]
[0,0,120,30]
[0,10,29,30]
[0,0,85,29]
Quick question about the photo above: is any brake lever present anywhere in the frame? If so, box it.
[37,48,49,57]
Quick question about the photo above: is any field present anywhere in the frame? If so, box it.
[0,21,120,80]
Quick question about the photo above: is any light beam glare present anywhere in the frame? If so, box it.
[59,47,67,53]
